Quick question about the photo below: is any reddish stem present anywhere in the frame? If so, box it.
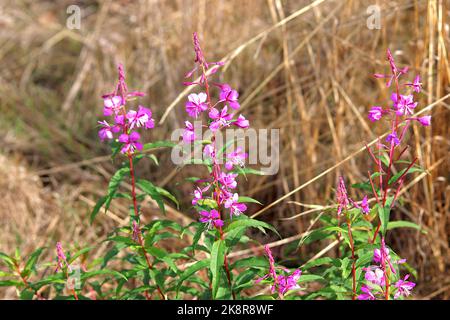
[128,155,166,300]
[346,218,356,300]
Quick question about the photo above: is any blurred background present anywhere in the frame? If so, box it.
[0,0,448,299]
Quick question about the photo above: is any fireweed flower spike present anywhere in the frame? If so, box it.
[256,245,302,297]
[97,64,166,300]
[55,242,71,272]
[358,238,414,300]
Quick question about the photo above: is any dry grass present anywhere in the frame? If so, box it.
[0,0,448,299]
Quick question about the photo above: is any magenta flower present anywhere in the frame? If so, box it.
[417,115,431,126]
[209,106,232,131]
[224,193,247,217]
[232,114,250,128]
[336,177,349,216]
[394,275,416,299]
[192,185,210,206]
[186,93,208,118]
[386,132,400,146]
[203,144,215,159]
[225,147,247,170]
[219,84,240,110]
[277,269,302,295]
[365,267,385,286]
[118,131,143,154]
[132,220,140,242]
[359,195,370,214]
[405,75,422,93]
[98,120,115,141]
[374,49,408,87]
[357,285,376,300]
[368,106,383,122]
[55,242,71,272]
[393,94,417,116]
[256,245,302,296]
[183,121,196,143]
[219,172,238,189]
[103,96,123,116]
[199,209,224,228]
[127,106,154,130]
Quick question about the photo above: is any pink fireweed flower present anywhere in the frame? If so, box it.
[405,75,422,93]
[199,209,224,228]
[256,246,302,296]
[103,95,123,116]
[132,220,140,242]
[192,185,210,206]
[225,147,248,170]
[219,84,240,110]
[185,93,208,118]
[357,285,376,300]
[224,193,247,217]
[386,132,400,146]
[368,106,383,122]
[98,120,115,141]
[127,106,154,130]
[209,106,232,131]
[219,172,238,189]
[359,195,370,214]
[183,121,196,143]
[394,275,415,299]
[232,114,250,128]
[277,269,302,295]
[336,176,349,216]
[203,144,215,159]
[364,267,385,286]
[118,132,143,154]
[416,115,431,126]
[393,94,417,116]
[374,49,408,87]
[55,242,71,272]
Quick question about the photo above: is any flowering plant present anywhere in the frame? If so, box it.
[0,38,427,301]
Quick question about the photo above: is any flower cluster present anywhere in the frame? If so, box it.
[55,242,71,272]
[256,245,302,296]
[369,49,431,147]
[98,65,155,155]
[336,176,370,216]
[358,239,415,300]
[182,33,250,227]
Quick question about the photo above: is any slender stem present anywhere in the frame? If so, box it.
[128,155,166,300]
[200,63,236,300]
[346,218,356,300]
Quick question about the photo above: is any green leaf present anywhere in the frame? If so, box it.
[377,204,390,236]
[80,269,127,282]
[177,259,210,296]
[233,167,267,176]
[224,217,280,238]
[155,187,179,208]
[143,140,177,151]
[0,252,16,269]
[90,196,107,224]
[0,280,23,287]
[22,248,44,277]
[231,256,268,270]
[297,274,325,283]
[387,220,422,232]
[388,167,424,185]
[237,196,263,205]
[68,247,94,264]
[136,179,166,214]
[210,240,226,299]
